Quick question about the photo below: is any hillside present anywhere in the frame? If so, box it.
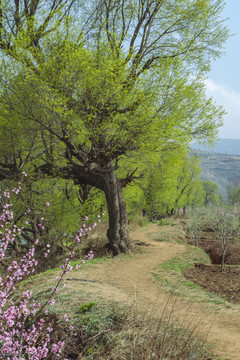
[190,138,240,198]
[192,152,240,198]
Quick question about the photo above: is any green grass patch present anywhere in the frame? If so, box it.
[13,244,224,360]
[17,256,109,287]
[159,245,206,273]
[158,218,171,226]
[69,256,109,267]
[128,214,150,228]
[153,245,231,307]
[154,237,168,242]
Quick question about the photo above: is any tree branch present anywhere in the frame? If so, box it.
[37,162,105,190]
[120,168,143,188]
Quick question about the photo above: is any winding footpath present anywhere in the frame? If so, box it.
[69,224,240,360]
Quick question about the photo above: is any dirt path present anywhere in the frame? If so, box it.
[69,224,240,360]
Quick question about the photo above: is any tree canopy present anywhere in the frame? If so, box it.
[0,0,229,253]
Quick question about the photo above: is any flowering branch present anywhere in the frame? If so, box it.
[0,176,106,359]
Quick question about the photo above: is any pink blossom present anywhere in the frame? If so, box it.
[0,184,100,360]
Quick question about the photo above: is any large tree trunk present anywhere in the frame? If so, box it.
[34,162,134,255]
[104,171,133,255]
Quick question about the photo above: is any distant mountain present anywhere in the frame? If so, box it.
[191,138,240,156]
[192,151,240,199]
[190,139,240,199]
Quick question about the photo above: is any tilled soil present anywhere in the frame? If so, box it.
[184,263,240,303]
[65,223,240,360]
[184,227,240,304]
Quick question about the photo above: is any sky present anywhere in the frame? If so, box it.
[205,0,240,140]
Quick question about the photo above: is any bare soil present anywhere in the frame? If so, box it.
[65,223,240,360]
[184,226,240,304]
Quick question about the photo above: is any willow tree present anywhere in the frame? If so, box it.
[0,0,228,254]
[141,151,206,219]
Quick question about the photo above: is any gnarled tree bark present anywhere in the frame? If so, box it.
[104,170,132,255]
[35,162,133,255]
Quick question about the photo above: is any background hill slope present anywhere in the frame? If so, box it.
[190,139,240,199]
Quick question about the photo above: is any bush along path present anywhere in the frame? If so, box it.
[64,223,240,360]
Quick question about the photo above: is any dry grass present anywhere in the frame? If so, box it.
[153,220,186,243]
[12,219,223,359]
[100,296,214,360]
[18,268,218,359]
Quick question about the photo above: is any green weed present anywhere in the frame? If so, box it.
[158,218,171,226]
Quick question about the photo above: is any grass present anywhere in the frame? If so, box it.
[18,271,223,359]
[153,219,186,243]
[69,256,109,267]
[11,220,231,359]
[13,242,222,359]
[128,213,151,230]
[158,218,171,226]
[152,245,231,307]
[96,296,219,360]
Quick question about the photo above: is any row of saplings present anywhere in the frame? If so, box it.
[188,206,240,270]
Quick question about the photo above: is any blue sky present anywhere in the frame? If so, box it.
[205,0,240,140]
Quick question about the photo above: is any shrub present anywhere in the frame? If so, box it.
[0,179,99,359]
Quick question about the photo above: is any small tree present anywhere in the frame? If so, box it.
[188,209,206,247]
[202,180,221,207]
[209,207,237,270]
[228,184,240,206]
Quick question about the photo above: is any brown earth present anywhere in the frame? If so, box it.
[64,223,240,360]
[184,226,240,304]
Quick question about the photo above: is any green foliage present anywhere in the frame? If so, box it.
[203,180,221,206]
[141,151,206,219]
[228,183,240,206]
[0,0,229,252]
[158,219,171,226]
[0,0,228,166]
[123,183,144,216]
[77,302,96,315]
[173,154,205,211]
[1,177,105,252]
[140,150,181,219]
